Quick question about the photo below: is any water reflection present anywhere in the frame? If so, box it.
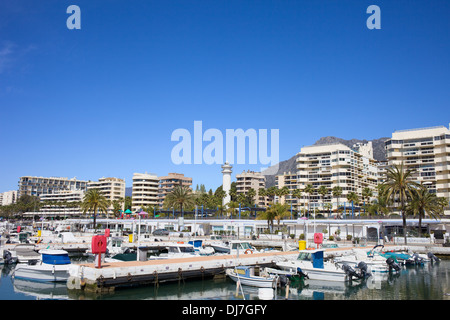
[4,260,449,301]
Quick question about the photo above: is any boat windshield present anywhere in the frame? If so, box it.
[297,252,312,261]
[240,242,253,250]
[179,246,195,253]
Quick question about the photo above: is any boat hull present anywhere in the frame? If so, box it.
[276,261,348,282]
[13,264,70,282]
[226,269,277,288]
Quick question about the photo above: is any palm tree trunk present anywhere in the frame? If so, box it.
[93,205,97,231]
[401,198,407,245]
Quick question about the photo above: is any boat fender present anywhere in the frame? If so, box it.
[244,249,253,254]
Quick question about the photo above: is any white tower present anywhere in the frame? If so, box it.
[221,161,232,207]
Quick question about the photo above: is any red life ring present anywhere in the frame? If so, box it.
[244,249,253,254]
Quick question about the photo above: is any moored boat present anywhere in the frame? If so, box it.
[226,266,279,288]
[12,249,71,282]
[276,249,370,282]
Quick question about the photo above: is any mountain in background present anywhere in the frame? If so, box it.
[262,136,389,187]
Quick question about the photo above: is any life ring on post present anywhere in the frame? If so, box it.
[244,249,253,254]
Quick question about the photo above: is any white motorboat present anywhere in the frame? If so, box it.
[226,266,279,288]
[11,244,41,264]
[149,243,200,260]
[334,248,391,274]
[12,249,71,282]
[276,249,370,282]
[188,240,215,255]
[210,240,258,255]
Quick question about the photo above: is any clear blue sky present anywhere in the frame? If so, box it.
[1,0,449,192]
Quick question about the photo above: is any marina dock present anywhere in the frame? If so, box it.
[67,250,299,293]
[66,244,441,293]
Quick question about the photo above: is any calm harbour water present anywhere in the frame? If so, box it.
[1,257,449,301]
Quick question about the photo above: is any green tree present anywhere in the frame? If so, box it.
[362,187,373,215]
[165,185,196,217]
[292,189,303,215]
[383,163,419,244]
[317,186,329,217]
[408,185,441,237]
[332,186,343,218]
[304,184,315,217]
[80,189,109,231]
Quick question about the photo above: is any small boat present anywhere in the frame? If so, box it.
[188,240,215,255]
[210,240,258,255]
[12,249,71,282]
[226,266,279,288]
[276,249,370,282]
[149,243,200,260]
[334,248,391,274]
[11,244,41,264]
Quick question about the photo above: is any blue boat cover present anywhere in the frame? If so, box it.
[312,250,324,269]
[42,253,71,265]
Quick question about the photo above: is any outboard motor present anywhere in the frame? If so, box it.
[386,257,401,272]
[357,261,371,279]
[3,250,18,265]
[412,253,424,265]
[342,264,359,280]
[297,267,309,279]
[427,252,440,263]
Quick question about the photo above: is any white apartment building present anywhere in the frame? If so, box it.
[18,176,89,198]
[295,142,379,212]
[385,125,450,212]
[235,170,267,206]
[88,177,126,215]
[0,190,18,206]
[132,172,159,212]
[39,190,85,216]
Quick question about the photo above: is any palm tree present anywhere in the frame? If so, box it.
[292,189,303,215]
[317,186,329,217]
[408,185,441,237]
[165,185,196,217]
[346,192,359,217]
[277,186,290,204]
[383,163,419,244]
[227,201,239,218]
[332,186,343,218]
[361,187,373,216]
[80,189,109,231]
[246,188,257,205]
[304,184,315,217]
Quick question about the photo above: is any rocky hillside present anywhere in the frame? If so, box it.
[262,136,389,187]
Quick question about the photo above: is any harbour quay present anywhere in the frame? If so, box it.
[67,250,299,293]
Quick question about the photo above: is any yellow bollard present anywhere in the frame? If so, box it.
[298,240,306,251]
[37,230,42,237]
[129,234,133,243]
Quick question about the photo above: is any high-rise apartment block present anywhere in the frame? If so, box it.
[294,142,379,211]
[0,190,18,206]
[131,172,159,212]
[385,125,450,210]
[18,176,89,198]
[236,170,267,207]
[158,173,192,207]
[88,177,126,215]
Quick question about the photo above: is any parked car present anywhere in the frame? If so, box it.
[152,229,170,236]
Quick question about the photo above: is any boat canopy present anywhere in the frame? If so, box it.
[297,249,324,269]
[40,250,71,265]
